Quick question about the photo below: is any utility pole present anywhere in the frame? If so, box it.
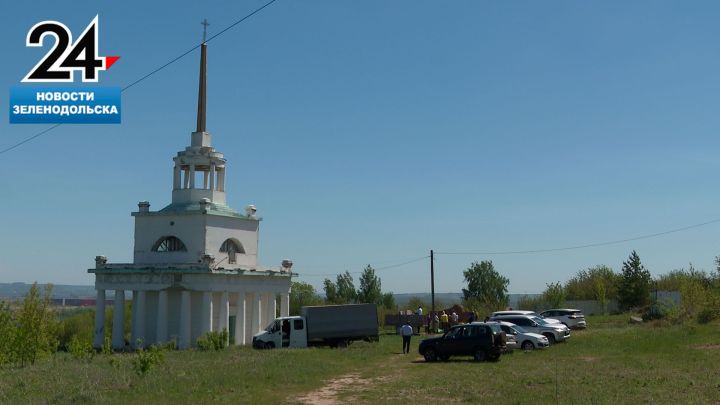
[430,249,435,317]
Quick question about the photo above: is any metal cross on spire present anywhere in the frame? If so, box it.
[201,18,210,43]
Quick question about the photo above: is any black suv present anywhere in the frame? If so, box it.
[418,322,506,362]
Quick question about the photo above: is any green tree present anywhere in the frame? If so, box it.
[564,265,619,301]
[543,282,566,309]
[655,265,712,291]
[324,271,357,304]
[381,292,396,310]
[14,283,57,366]
[289,282,324,315]
[357,265,382,305]
[0,301,13,365]
[322,278,338,304]
[655,264,715,317]
[462,261,509,314]
[618,251,652,310]
[336,271,357,303]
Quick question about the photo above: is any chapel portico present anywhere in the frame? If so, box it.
[89,34,294,350]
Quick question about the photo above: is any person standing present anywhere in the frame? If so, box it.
[451,311,459,326]
[440,311,449,332]
[401,321,413,354]
[416,306,423,316]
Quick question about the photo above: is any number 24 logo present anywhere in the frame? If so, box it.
[22,15,119,83]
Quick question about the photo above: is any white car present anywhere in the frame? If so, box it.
[489,315,570,344]
[494,321,549,350]
[540,309,587,329]
[490,310,562,325]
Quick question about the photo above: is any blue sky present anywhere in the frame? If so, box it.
[2,1,720,295]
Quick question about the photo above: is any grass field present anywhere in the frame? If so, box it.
[1,315,718,404]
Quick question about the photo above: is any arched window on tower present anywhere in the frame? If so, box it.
[152,236,188,252]
[220,239,245,264]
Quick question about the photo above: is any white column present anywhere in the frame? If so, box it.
[219,291,229,345]
[219,291,229,331]
[189,164,196,189]
[260,293,267,327]
[262,293,270,328]
[203,171,209,189]
[93,290,106,349]
[281,292,290,317]
[173,165,181,189]
[209,163,216,190]
[156,290,168,344]
[183,168,190,189]
[201,291,213,335]
[112,290,125,350]
[130,291,137,343]
[251,293,262,334]
[218,168,225,192]
[133,290,146,348]
[268,293,277,322]
[179,290,191,349]
[235,292,246,345]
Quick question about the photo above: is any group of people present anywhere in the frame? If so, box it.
[417,306,471,334]
[400,306,482,354]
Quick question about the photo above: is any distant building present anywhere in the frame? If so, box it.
[89,38,294,350]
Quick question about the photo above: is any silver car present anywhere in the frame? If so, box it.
[489,315,570,344]
[490,310,561,325]
[494,321,549,350]
[540,309,587,329]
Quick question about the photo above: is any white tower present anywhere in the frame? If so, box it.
[90,35,294,351]
[131,41,259,269]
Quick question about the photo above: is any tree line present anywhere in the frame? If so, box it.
[459,250,720,322]
[290,265,396,315]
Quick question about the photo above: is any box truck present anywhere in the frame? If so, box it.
[252,303,379,349]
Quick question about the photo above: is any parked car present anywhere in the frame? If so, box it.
[505,333,518,352]
[490,310,561,324]
[493,321,550,351]
[488,315,570,344]
[540,309,587,329]
[418,322,506,362]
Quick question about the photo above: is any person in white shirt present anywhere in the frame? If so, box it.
[401,321,414,354]
[416,306,423,316]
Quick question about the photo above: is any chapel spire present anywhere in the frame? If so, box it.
[196,19,209,133]
[172,20,227,206]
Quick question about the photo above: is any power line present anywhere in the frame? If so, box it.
[436,217,720,256]
[297,255,429,277]
[0,124,62,155]
[122,0,279,93]
[0,0,280,156]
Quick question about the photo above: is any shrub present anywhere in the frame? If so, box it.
[56,308,94,351]
[697,308,720,324]
[162,339,177,351]
[196,329,229,351]
[131,344,165,376]
[516,295,545,312]
[13,283,58,366]
[68,335,95,362]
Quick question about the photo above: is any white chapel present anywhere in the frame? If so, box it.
[90,39,294,350]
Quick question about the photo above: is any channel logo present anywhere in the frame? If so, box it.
[9,15,121,124]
